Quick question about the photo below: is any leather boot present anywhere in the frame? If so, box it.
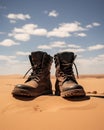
[12,51,53,97]
[54,52,85,98]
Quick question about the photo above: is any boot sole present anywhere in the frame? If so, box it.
[61,89,86,98]
[12,87,53,97]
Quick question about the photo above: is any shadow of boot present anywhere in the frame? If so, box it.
[63,96,90,102]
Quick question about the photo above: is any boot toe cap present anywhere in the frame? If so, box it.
[12,84,35,97]
[61,84,86,97]
[62,84,84,91]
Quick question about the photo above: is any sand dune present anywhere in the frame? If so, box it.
[0,75,104,130]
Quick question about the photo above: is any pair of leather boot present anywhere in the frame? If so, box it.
[12,51,85,98]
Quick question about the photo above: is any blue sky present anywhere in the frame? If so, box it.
[0,0,104,75]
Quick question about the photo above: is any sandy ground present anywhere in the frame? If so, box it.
[0,74,104,130]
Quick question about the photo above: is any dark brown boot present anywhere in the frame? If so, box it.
[54,52,85,98]
[12,51,53,97]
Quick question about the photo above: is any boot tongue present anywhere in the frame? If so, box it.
[59,52,75,64]
[59,52,77,80]
[31,51,44,66]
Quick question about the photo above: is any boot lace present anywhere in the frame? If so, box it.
[23,65,42,83]
[23,53,51,83]
[54,54,79,82]
[57,62,79,80]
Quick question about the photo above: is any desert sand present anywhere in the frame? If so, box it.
[0,74,104,130]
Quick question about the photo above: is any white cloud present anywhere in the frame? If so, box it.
[7,13,31,20]
[0,55,30,74]
[86,24,93,28]
[76,54,104,74]
[0,55,16,61]
[37,41,66,50]
[59,22,85,32]
[33,28,47,36]
[37,41,85,53]
[68,44,80,48]
[0,39,20,47]
[50,41,66,48]
[16,51,30,56]
[98,54,104,59]
[0,55,19,64]
[13,24,38,34]
[48,29,70,38]
[86,22,100,28]
[10,20,17,23]
[13,28,25,33]
[9,24,47,41]
[9,21,99,41]
[92,22,100,26]
[38,45,51,50]
[76,33,87,37]
[22,24,38,34]
[13,33,30,41]
[59,43,86,53]
[47,21,85,38]
[94,54,104,62]
[60,48,85,53]
[88,44,104,51]
[0,52,31,74]
[48,10,59,17]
